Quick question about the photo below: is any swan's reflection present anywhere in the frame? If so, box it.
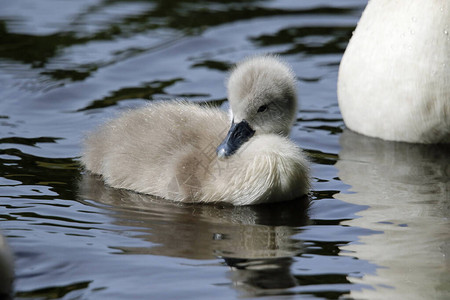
[335,130,450,300]
[78,174,309,294]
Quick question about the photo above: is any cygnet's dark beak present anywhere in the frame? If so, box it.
[217,119,255,158]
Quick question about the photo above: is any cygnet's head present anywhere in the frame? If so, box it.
[217,55,298,158]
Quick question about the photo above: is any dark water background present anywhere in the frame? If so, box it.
[1,0,449,299]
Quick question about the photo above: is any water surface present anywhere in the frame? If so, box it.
[1,0,449,299]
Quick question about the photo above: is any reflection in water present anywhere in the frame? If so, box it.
[78,174,309,294]
[335,130,450,300]
[225,257,296,297]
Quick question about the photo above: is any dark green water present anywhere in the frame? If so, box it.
[1,0,449,299]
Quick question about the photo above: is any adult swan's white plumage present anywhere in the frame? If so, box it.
[81,55,310,206]
[338,0,450,143]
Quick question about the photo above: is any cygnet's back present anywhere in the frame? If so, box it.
[82,102,229,200]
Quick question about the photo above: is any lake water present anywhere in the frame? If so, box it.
[1,0,449,299]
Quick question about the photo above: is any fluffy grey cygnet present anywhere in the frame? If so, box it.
[81,55,310,205]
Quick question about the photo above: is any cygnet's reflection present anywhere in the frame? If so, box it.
[335,130,450,300]
[78,174,309,293]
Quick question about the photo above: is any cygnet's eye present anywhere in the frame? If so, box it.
[257,104,268,113]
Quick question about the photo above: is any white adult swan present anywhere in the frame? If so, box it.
[338,0,450,143]
[81,55,310,206]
